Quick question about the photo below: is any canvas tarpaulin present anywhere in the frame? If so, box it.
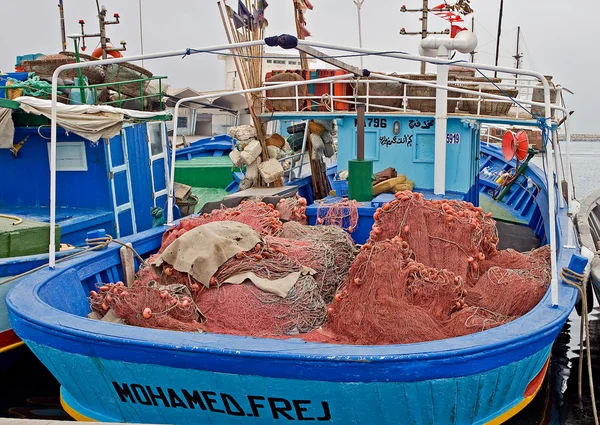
[0,108,14,149]
[153,221,302,297]
[14,96,170,142]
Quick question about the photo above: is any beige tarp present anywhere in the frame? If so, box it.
[0,108,14,149]
[14,96,170,142]
[153,221,306,298]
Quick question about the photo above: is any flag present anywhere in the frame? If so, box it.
[226,5,246,29]
[303,0,314,10]
[299,24,311,38]
[238,1,252,20]
[258,0,268,12]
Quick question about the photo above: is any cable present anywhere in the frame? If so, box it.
[0,234,147,287]
[184,49,409,61]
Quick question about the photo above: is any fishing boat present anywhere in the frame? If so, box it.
[5,22,586,425]
[0,70,177,362]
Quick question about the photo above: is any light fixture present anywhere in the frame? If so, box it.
[393,120,401,135]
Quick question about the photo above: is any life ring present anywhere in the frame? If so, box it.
[91,47,123,59]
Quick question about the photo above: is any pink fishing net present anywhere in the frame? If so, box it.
[87,193,551,346]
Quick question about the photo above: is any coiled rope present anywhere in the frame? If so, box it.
[561,266,599,425]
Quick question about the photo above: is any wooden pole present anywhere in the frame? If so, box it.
[58,0,67,52]
[356,104,365,160]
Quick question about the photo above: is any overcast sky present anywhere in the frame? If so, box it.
[2,0,593,132]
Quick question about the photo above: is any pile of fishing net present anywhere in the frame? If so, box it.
[88,281,204,332]
[88,199,356,337]
[303,191,552,345]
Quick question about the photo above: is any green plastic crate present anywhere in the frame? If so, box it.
[174,156,235,188]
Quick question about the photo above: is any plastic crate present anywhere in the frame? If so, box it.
[332,179,348,197]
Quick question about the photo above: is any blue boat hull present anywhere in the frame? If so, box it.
[23,341,548,424]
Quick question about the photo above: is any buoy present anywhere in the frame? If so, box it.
[91,47,123,59]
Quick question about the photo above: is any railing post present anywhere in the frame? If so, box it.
[434,48,449,195]
[140,81,144,111]
[159,78,163,110]
[403,83,407,112]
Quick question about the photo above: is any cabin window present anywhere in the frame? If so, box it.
[266,60,273,63]
[148,123,165,157]
[273,60,286,64]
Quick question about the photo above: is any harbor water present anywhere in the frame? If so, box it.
[2,141,600,424]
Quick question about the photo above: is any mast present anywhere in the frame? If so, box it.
[470,15,475,62]
[420,0,428,74]
[58,0,67,51]
[353,0,366,69]
[513,26,522,88]
[493,0,504,77]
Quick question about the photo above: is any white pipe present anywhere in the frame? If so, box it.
[167,72,356,224]
[434,47,449,195]
[419,31,478,57]
[48,40,266,267]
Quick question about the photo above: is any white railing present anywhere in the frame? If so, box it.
[263,75,559,120]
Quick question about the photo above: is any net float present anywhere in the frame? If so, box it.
[89,290,98,298]
[101,303,109,311]
[100,285,109,292]
[142,308,152,319]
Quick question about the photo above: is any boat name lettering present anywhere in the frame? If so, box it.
[112,382,332,421]
[353,118,387,128]
[380,134,413,147]
[408,119,435,130]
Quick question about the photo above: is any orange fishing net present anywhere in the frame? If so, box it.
[87,193,551,346]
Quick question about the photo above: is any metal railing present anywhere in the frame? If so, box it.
[0,75,167,111]
[262,75,556,121]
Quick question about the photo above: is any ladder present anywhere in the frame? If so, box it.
[105,128,137,237]
[146,122,170,208]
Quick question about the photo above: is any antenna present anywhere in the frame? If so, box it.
[502,130,529,161]
[78,4,126,58]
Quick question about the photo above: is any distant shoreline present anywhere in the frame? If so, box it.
[560,134,600,142]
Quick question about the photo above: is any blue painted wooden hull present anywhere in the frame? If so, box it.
[5,145,579,424]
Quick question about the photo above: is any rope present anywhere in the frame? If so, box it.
[0,234,147,287]
[561,266,599,425]
[0,214,23,226]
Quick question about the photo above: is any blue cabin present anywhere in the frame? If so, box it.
[0,120,173,254]
[336,114,480,204]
